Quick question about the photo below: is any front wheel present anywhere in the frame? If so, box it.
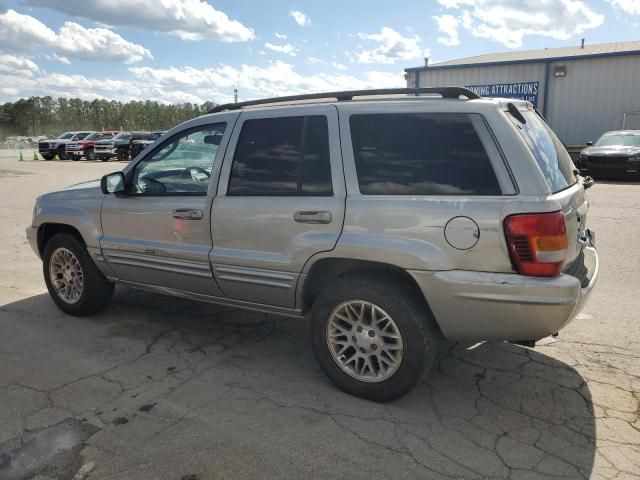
[117,150,129,161]
[85,149,95,161]
[310,273,436,402]
[43,233,114,316]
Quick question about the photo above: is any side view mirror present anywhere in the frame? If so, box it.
[586,141,594,146]
[204,134,222,146]
[101,171,126,195]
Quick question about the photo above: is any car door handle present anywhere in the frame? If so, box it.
[172,208,203,220]
[293,211,332,224]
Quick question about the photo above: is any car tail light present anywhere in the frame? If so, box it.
[504,211,568,277]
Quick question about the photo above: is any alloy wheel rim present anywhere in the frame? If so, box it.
[326,300,404,383]
[49,247,84,304]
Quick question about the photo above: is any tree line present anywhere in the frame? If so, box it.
[0,97,218,139]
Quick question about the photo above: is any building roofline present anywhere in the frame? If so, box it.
[405,48,640,73]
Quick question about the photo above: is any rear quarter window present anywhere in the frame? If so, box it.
[349,113,502,195]
[512,111,577,193]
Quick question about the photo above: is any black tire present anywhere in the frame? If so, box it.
[57,147,67,160]
[42,154,53,161]
[42,233,114,316]
[86,149,95,161]
[310,273,436,402]
[100,156,109,162]
[117,150,129,161]
[71,155,80,161]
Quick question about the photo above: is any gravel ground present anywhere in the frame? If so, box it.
[0,150,639,480]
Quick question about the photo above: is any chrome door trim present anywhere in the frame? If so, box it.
[103,250,213,278]
[214,265,297,289]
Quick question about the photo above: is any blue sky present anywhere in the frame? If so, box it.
[0,0,638,104]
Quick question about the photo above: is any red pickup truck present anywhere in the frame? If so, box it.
[66,131,119,161]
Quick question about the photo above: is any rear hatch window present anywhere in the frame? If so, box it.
[511,110,577,192]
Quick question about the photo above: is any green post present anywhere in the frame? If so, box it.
[19,150,24,161]
[33,151,38,161]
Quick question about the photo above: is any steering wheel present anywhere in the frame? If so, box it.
[180,166,211,183]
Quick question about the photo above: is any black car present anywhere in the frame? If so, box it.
[94,131,155,161]
[129,131,166,159]
[578,130,640,178]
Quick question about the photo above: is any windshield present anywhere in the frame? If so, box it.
[511,111,577,193]
[595,134,640,147]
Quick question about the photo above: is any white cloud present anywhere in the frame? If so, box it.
[0,58,404,105]
[609,0,640,14]
[433,15,460,46]
[0,54,39,76]
[355,27,427,64]
[46,53,72,65]
[0,9,152,63]
[24,0,255,42]
[264,42,298,56]
[290,10,310,27]
[128,61,403,101]
[436,0,604,48]
[307,57,348,70]
[275,32,288,39]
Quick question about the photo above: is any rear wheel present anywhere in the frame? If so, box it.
[43,233,114,316]
[310,273,436,402]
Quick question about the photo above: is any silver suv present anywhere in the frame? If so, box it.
[27,88,599,401]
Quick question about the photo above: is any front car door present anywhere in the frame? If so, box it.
[211,105,346,308]
[100,116,236,296]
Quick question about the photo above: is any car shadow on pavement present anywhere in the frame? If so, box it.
[0,288,595,480]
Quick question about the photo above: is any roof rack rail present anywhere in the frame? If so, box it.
[207,87,480,114]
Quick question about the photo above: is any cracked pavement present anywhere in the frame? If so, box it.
[1,151,639,480]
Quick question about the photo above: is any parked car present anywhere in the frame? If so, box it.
[94,131,154,161]
[66,131,119,161]
[577,130,640,178]
[26,88,599,402]
[38,131,93,160]
[129,131,166,159]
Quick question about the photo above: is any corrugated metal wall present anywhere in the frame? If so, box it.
[409,54,640,145]
[545,56,640,145]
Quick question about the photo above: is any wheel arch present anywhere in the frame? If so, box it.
[37,223,85,257]
[298,257,443,335]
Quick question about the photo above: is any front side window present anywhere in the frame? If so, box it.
[350,113,501,195]
[131,123,226,195]
[228,115,332,196]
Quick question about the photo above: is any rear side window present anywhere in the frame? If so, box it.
[349,113,501,195]
[513,111,577,193]
[228,115,332,196]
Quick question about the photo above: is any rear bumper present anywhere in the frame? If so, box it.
[409,246,599,341]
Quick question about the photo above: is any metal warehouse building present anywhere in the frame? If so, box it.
[404,40,640,146]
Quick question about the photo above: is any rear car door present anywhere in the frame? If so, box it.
[100,119,233,296]
[211,105,345,308]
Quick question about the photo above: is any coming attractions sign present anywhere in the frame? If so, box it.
[465,82,539,106]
